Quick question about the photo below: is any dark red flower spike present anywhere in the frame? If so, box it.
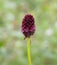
[21,14,35,38]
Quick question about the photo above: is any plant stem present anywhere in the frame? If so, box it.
[27,37,32,65]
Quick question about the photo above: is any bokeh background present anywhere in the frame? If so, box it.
[0,0,57,65]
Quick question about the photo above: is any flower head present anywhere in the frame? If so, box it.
[21,14,35,38]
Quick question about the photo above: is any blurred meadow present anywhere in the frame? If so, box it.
[0,0,57,65]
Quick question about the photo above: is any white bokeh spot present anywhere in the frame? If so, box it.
[4,1,16,9]
[54,22,57,28]
[5,13,15,21]
[45,28,53,36]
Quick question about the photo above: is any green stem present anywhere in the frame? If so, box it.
[27,37,32,65]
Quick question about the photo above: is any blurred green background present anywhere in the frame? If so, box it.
[0,0,57,65]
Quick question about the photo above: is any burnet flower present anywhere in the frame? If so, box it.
[21,14,35,38]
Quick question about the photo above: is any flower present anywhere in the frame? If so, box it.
[21,14,35,38]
